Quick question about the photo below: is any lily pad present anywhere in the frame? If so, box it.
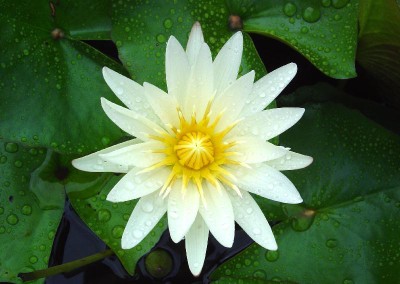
[357,0,400,108]
[211,90,400,282]
[65,168,168,275]
[227,0,358,79]
[0,142,65,283]
[0,0,126,155]
[111,0,267,87]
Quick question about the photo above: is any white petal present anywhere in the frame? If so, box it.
[228,189,277,250]
[101,98,166,141]
[199,183,235,248]
[186,22,204,66]
[143,83,180,128]
[106,167,169,202]
[166,36,190,105]
[185,214,209,276]
[185,43,214,121]
[168,181,200,243]
[121,191,167,249]
[72,140,138,173]
[212,70,255,131]
[266,151,313,171]
[240,63,297,117]
[231,137,288,164]
[102,67,159,123]
[213,32,243,95]
[99,140,165,168]
[230,108,305,141]
[234,163,303,204]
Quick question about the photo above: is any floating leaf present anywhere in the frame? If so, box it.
[0,142,65,283]
[226,0,358,79]
[65,168,167,275]
[111,0,267,87]
[0,0,126,154]
[211,87,400,283]
[357,0,400,107]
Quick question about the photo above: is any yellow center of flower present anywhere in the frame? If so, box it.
[175,132,214,170]
[143,101,243,203]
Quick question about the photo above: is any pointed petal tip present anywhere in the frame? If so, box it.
[189,265,203,277]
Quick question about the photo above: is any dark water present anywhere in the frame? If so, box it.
[45,201,254,283]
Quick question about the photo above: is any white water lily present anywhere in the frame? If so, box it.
[72,22,312,276]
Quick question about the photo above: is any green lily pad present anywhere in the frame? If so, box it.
[227,0,358,79]
[52,0,112,40]
[211,91,400,282]
[0,142,65,283]
[0,0,126,155]
[65,168,167,275]
[357,0,400,108]
[111,0,267,87]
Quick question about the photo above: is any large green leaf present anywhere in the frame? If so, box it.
[211,91,400,282]
[65,168,167,275]
[53,0,112,40]
[357,0,400,108]
[227,0,358,79]
[111,0,267,87]
[0,142,65,283]
[0,0,125,155]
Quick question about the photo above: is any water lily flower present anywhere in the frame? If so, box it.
[72,22,312,276]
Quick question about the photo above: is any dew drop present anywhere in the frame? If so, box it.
[5,142,18,153]
[326,238,338,248]
[343,279,354,284]
[302,7,321,23]
[321,0,331,7]
[0,156,7,164]
[112,225,124,239]
[6,214,19,225]
[163,18,173,29]
[29,149,38,156]
[0,226,5,234]
[253,269,266,278]
[265,250,279,262]
[156,34,166,43]
[332,0,349,9]
[141,201,154,213]
[246,207,253,214]
[133,230,143,238]
[21,205,32,215]
[29,255,38,264]
[283,2,297,17]
[14,160,23,168]
[252,228,261,235]
[300,26,309,34]
[97,209,111,222]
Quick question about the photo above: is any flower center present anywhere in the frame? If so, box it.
[175,131,214,170]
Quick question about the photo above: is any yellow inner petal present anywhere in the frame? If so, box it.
[142,101,241,200]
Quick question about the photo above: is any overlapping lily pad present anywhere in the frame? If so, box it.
[227,0,358,79]
[211,87,400,283]
[0,0,126,155]
[0,142,65,283]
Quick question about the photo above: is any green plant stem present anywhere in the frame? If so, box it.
[19,249,114,282]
